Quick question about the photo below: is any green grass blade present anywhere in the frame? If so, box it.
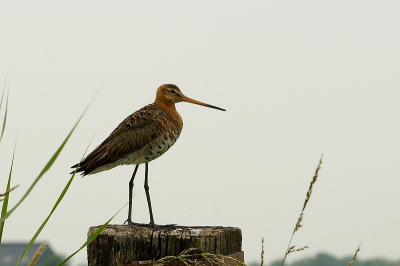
[57,201,129,266]
[0,75,7,112]
[0,139,17,257]
[0,86,9,143]
[0,80,9,144]
[0,92,96,225]
[16,174,76,266]
[16,140,93,266]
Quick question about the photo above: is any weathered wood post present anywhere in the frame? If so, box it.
[87,224,243,266]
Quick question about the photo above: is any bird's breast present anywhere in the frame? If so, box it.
[145,131,179,161]
[121,118,182,165]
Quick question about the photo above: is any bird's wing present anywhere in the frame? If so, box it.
[74,104,166,174]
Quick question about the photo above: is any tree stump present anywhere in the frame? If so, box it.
[87,224,243,266]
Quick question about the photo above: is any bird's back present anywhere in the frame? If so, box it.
[73,103,183,175]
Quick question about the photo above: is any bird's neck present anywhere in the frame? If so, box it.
[154,100,183,128]
[154,100,178,114]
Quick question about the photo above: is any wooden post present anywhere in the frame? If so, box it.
[87,224,243,266]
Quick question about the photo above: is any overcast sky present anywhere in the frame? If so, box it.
[1,1,399,265]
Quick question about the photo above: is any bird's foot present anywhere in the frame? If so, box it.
[124,219,140,226]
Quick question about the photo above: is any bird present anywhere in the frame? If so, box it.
[71,84,225,226]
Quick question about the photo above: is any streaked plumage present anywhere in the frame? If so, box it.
[71,84,225,226]
[72,103,182,175]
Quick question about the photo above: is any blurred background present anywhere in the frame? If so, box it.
[0,1,399,265]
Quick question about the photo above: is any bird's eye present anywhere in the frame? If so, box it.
[170,90,176,94]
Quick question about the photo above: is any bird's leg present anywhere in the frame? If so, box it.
[144,163,155,226]
[125,164,139,225]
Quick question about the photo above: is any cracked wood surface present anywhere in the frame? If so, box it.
[87,224,242,266]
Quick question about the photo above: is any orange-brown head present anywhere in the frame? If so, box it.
[154,84,226,111]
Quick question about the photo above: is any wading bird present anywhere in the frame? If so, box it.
[71,84,225,226]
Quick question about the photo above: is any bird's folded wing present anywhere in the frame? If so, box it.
[77,104,165,174]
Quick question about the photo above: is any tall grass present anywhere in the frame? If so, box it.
[15,139,92,266]
[27,242,47,266]
[281,156,322,266]
[0,81,135,266]
[348,244,361,266]
[276,156,362,266]
[0,80,113,265]
[0,80,11,258]
[260,238,264,266]
[152,248,246,266]
[0,76,9,144]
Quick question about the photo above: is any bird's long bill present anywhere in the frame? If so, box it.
[182,96,226,111]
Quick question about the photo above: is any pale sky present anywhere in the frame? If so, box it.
[0,1,399,265]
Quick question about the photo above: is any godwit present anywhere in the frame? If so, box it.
[71,84,225,226]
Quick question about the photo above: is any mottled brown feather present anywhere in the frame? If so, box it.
[73,102,182,175]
